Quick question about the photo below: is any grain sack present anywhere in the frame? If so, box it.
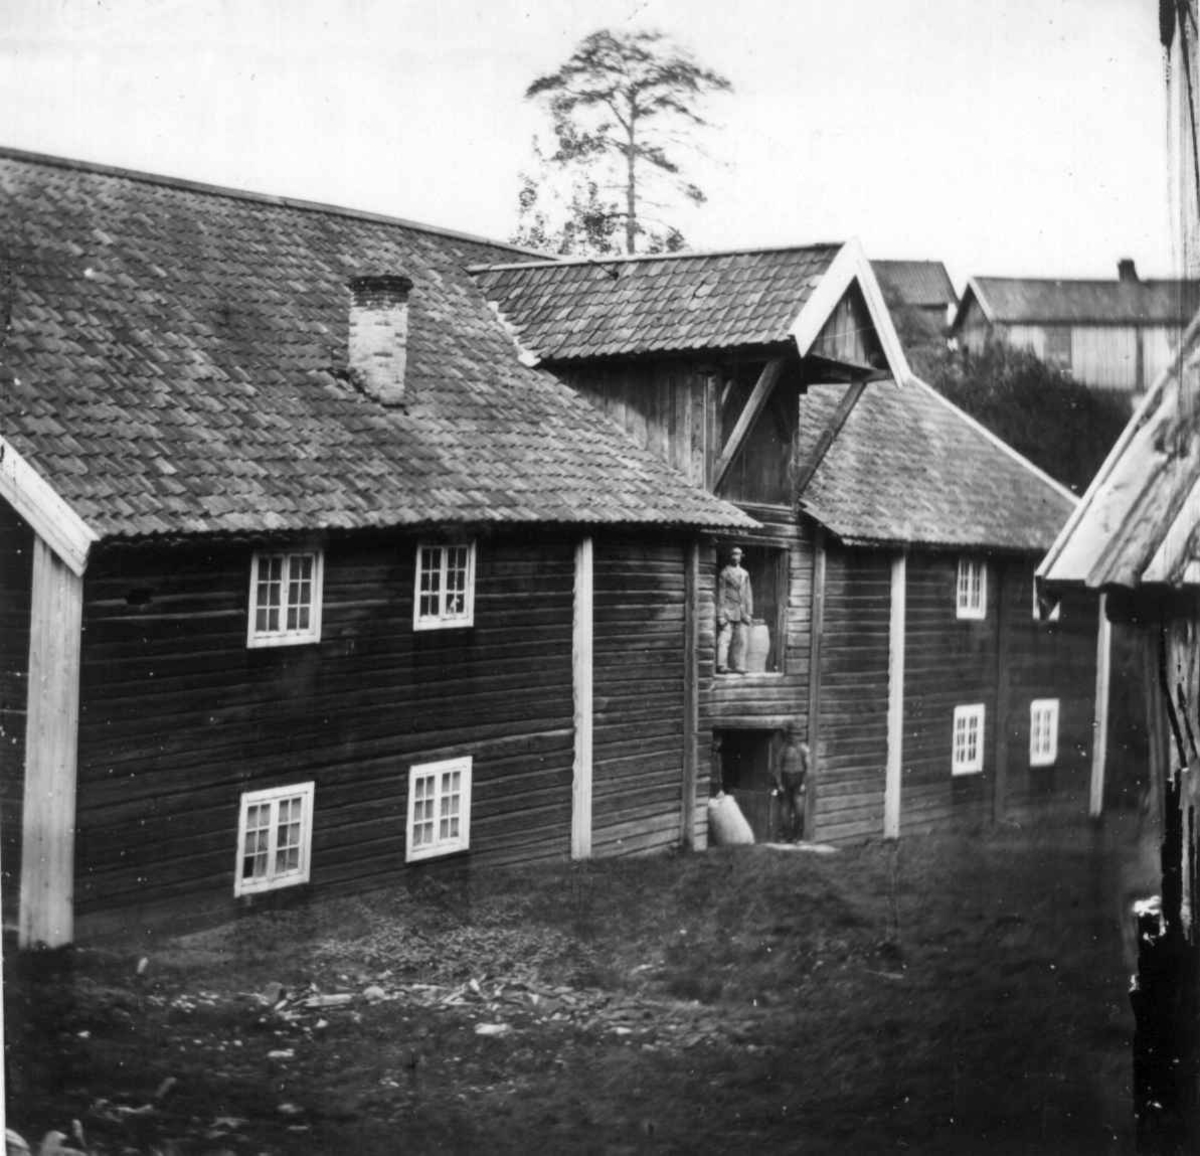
[708,792,755,845]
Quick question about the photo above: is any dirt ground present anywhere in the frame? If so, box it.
[4,815,1145,1154]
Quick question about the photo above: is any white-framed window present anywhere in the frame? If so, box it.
[1030,698,1060,767]
[234,782,314,896]
[414,543,476,630]
[951,704,985,776]
[956,558,987,620]
[1032,582,1061,622]
[406,757,472,861]
[248,550,323,647]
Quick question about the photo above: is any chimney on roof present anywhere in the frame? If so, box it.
[1117,257,1139,283]
[348,273,414,406]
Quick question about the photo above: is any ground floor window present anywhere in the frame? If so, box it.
[407,757,472,861]
[235,782,315,896]
[1030,698,1060,766]
[951,704,985,775]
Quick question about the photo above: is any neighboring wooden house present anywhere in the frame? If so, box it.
[952,260,1199,394]
[1038,309,1200,1142]
[0,149,759,947]
[873,259,958,330]
[474,247,1102,845]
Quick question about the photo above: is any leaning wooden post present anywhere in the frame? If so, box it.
[571,536,594,860]
[1089,594,1112,819]
[19,537,85,948]
[680,540,700,849]
[884,550,907,839]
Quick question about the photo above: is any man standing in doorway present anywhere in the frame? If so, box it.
[773,725,809,842]
[717,546,753,673]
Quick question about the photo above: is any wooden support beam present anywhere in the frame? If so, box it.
[805,528,827,841]
[19,536,84,948]
[571,537,594,860]
[710,358,786,491]
[1090,594,1112,819]
[884,551,907,839]
[681,541,700,850]
[792,378,870,501]
[991,561,1011,825]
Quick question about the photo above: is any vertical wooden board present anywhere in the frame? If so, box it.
[20,537,84,947]
[1090,595,1112,817]
[884,552,906,839]
[682,541,699,849]
[572,537,594,860]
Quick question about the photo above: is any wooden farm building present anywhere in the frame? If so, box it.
[952,260,1199,395]
[873,259,958,331]
[474,248,1102,845]
[1,148,1100,946]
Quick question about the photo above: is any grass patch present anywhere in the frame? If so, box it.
[5,817,1139,1154]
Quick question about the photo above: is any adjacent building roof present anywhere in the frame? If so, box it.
[1039,311,1200,590]
[800,378,1077,553]
[873,260,956,311]
[955,273,1200,329]
[0,148,753,559]
[471,245,842,362]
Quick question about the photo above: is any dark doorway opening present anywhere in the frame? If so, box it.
[715,728,780,842]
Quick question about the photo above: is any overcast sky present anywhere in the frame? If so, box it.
[0,0,1174,289]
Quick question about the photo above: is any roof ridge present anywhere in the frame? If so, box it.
[972,273,1197,286]
[0,143,548,259]
[469,239,843,274]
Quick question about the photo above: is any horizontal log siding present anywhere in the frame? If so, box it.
[704,506,812,731]
[0,504,34,925]
[902,552,997,834]
[591,536,687,858]
[816,544,889,843]
[999,573,1096,821]
[72,531,578,934]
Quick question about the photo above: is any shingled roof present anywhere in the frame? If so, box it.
[471,245,843,363]
[1039,311,1200,590]
[956,275,1200,328]
[0,149,753,560]
[799,378,1076,553]
[873,260,957,311]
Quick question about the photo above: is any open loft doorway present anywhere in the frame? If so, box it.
[713,725,806,843]
[715,543,788,675]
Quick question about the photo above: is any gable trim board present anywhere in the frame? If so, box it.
[0,436,97,576]
[790,238,913,387]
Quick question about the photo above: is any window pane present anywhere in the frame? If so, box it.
[257,556,283,632]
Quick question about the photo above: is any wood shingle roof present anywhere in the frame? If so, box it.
[0,149,754,547]
[800,378,1077,553]
[471,246,842,363]
[958,276,1200,327]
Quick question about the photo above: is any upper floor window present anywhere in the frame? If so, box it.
[952,704,985,776]
[956,558,987,620]
[1030,699,1060,767]
[235,782,314,896]
[248,550,323,647]
[406,757,472,861]
[414,543,476,630]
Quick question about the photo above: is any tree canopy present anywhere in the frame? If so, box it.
[514,29,732,256]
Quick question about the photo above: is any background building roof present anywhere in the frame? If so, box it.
[872,260,957,311]
[472,245,842,363]
[0,149,753,545]
[800,378,1076,552]
[957,274,1200,328]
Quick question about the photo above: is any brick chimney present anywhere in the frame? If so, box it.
[1117,257,1139,283]
[348,273,414,406]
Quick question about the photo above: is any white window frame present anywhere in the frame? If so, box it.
[951,704,985,776]
[1030,698,1060,767]
[247,549,324,647]
[955,557,987,620]
[234,781,315,896]
[406,757,472,862]
[413,542,476,631]
[1032,582,1061,622]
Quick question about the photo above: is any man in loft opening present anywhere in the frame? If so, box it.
[716,545,753,674]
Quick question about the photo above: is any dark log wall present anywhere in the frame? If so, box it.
[997,571,1095,819]
[591,536,687,858]
[902,551,999,833]
[0,504,33,926]
[72,530,582,935]
[815,543,889,842]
